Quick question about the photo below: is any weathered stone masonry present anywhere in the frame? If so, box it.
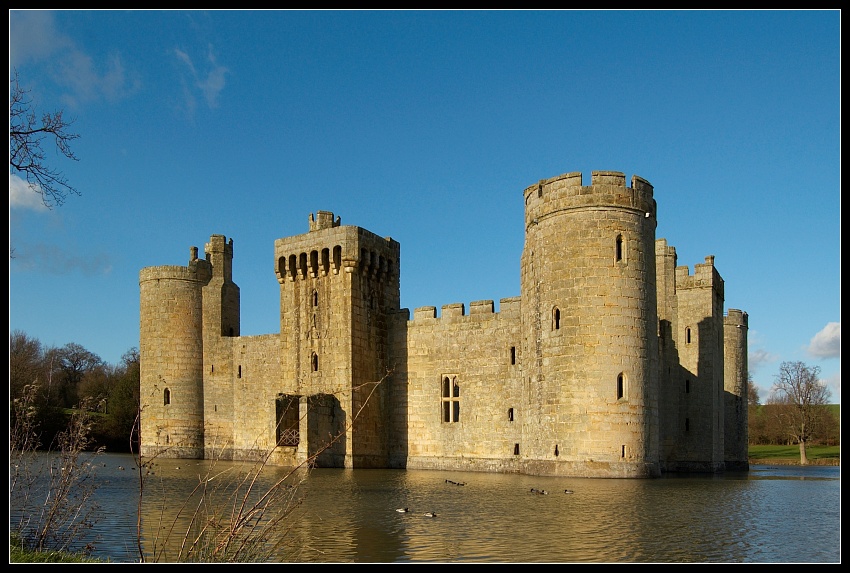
[139,170,749,478]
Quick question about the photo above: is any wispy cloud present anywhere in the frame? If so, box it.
[9,10,71,68]
[174,44,229,111]
[11,241,113,276]
[747,347,778,375]
[9,174,49,211]
[822,371,840,404]
[807,322,840,359]
[9,10,140,108]
[54,48,141,107]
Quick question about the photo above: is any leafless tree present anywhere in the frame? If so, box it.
[746,373,760,406]
[9,69,80,209]
[55,343,104,410]
[768,361,832,465]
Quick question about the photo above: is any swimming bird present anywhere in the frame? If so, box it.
[423,512,437,518]
[396,508,410,513]
[564,489,574,494]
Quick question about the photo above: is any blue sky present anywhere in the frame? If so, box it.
[9,10,840,404]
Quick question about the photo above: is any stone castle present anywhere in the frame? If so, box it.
[139,169,749,478]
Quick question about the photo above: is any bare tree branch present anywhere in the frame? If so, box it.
[769,361,832,465]
[9,69,81,209]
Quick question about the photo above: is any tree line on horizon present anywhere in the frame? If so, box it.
[746,368,839,449]
[9,330,140,453]
[8,331,839,454]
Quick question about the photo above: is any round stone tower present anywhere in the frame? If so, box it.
[520,170,660,477]
[138,247,210,459]
[723,308,749,470]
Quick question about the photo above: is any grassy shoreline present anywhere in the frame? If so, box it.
[748,444,839,466]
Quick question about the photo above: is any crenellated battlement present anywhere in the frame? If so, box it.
[724,309,748,328]
[407,297,520,323]
[139,257,213,285]
[309,210,341,231]
[205,234,233,257]
[274,220,399,284]
[523,170,656,230]
[674,255,724,298]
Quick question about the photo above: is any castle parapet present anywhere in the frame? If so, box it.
[309,210,341,231]
[675,255,724,297]
[524,170,656,230]
[408,298,520,323]
[499,296,521,318]
[469,300,494,315]
[139,261,212,285]
[724,308,749,328]
[413,306,437,320]
[442,303,465,318]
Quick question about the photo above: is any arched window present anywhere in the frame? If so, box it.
[615,234,624,262]
[617,373,625,400]
[686,327,692,344]
[311,353,319,372]
[310,250,319,277]
[321,248,330,275]
[163,388,171,406]
[312,289,319,307]
[553,307,561,330]
[333,245,342,273]
[299,252,308,278]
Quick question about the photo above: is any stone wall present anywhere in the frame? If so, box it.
[139,169,749,478]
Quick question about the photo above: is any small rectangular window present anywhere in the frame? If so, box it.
[441,375,460,423]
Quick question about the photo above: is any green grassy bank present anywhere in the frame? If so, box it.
[748,444,840,465]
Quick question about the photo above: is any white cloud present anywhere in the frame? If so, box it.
[174,45,229,111]
[10,10,139,109]
[808,322,840,359]
[747,347,777,374]
[9,174,49,211]
[9,10,72,68]
[822,371,840,405]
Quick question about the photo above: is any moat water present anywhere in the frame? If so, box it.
[10,452,840,563]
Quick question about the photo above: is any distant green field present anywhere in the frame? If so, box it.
[748,444,840,463]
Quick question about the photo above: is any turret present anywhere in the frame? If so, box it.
[520,171,660,477]
[139,250,211,459]
[724,309,749,470]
